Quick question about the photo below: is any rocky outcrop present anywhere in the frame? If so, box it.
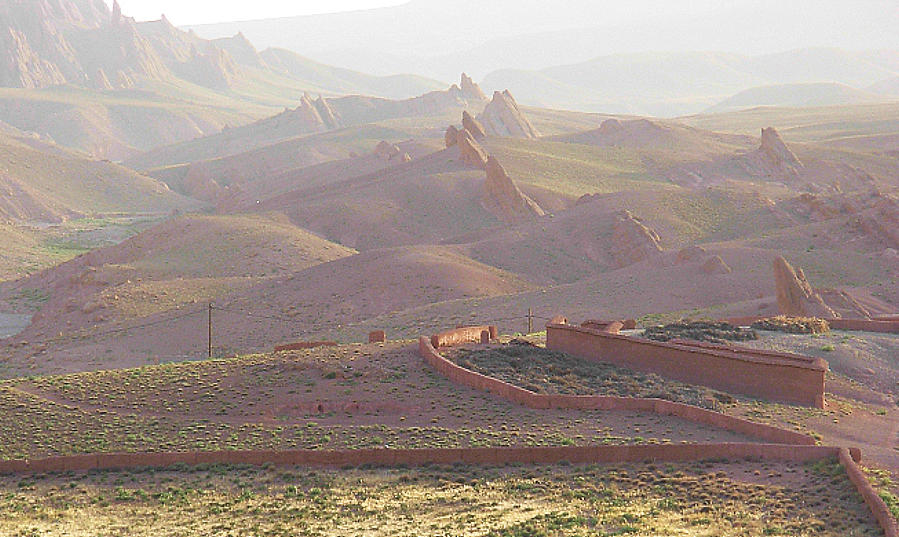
[388,151,411,164]
[91,67,113,90]
[610,210,662,268]
[0,27,69,88]
[181,164,224,203]
[457,129,488,169]
[858,196,899,250]
[445,125,459,148]
[478,90,539,139]
[675,245,707,264]
[374,140,401,160]
[773,256,837,318]
[701,255,732,275]
[462,110,487,139]
[460,72,487,101]
[312,95,340,129]
[210,32,266,68]
[756,127,803,176]
[482,156,544,224]
[180,43,239,89]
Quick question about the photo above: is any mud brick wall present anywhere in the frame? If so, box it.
[546,323,826,408]
[417,336,814,445]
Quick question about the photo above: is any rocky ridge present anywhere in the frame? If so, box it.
[482,156,545,224]
[773,256,837,318]
[478,90,539,139]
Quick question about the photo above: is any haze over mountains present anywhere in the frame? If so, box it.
[186,0,899,115]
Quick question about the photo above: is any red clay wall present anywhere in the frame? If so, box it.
[430,325,497,348]
[546,324,826,408]
[727,316,899,334]
[830,319,899,334]
[418,336,814,446]
[840,448,899,537]
[274,341,338,352]
[0,444,847,476]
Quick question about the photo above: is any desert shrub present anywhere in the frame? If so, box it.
[751,316,830,334]
[643,321,757,344]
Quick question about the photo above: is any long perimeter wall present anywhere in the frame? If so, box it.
[546,323,826,407]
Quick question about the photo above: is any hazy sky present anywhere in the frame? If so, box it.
[107,0,408,25]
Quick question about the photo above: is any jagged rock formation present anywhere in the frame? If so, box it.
[211,32,266,68]
[610,210,662,268]
[445,125,460,148]
[675,245,707,264]
[701,255,732,275]
[755,127,803,176]
[460,72,487,101]
[388,151,411,164]
[773,256,837,318]
[462,110,487,139]
[312,95,340,129]
[457,129,488,169]
[180,43,240,89]
[482,156,544,224]
[858,196,899,250]
[0,0,174,89]
[477,90,539,139]
[374,141,401,160]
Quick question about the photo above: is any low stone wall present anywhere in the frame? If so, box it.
[546,323,826,408]
[840,448,899,537]
[274,341,338,352]
[727,316,899,334]
[830,318,899,334]
[420,326,895,535]
[0,444,851,476]
[430,325,497,348]
[418,336,814,446]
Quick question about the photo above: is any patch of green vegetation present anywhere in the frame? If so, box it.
[864,467,899,520]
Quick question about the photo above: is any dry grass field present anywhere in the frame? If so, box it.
[0,459,880,536]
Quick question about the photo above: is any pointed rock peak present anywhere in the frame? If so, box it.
[760,127,802,168]
[483,156,544,223]
[460,73,487,101]
[457,129,488,169]
[462,110,486,139]
[112,0,122,23]
[374,140,401,159]
[445,125,460,148]
[610,210,662,268]
[312,95,339,128]
[478,89,539,139]
[773,256,837,318]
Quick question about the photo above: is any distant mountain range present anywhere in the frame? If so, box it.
[185,0,899,117]
[481,49,899,116]
[0,0,443,158]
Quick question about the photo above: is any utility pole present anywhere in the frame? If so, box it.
[527,307,533,334]
[207,302,213,358]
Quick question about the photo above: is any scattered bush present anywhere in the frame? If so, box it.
[642,321,757,344]
[751,316,830,335]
